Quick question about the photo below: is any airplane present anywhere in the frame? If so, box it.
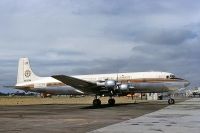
[14,57,190,106]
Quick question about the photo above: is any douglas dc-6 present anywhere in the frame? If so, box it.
[13,58,190,106]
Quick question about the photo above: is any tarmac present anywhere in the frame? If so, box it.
[0,97,172,133]
[90,98,200,133]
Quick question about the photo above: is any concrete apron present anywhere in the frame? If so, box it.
[90,98,200,133]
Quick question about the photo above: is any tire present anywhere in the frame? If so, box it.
[93,99,101,106]
[97,99,101,105]
[168,98,175,104]
[108,99,115,106]
[171,99,175,104]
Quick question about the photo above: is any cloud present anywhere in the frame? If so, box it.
[133,28,197,45]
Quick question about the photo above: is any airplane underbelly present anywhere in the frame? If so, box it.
[32,86,83,95]
[132,81,184,93]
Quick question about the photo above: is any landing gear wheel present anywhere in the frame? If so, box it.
[93,99,101,106]
[108,98,115,106]
[168,98,175,104]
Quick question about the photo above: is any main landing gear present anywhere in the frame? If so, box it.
[93,95,101,106]
[168,98,175,104]
[93,99,101,106]
[108,98,115,106]
[92,95,116,107]
[108,95,115,106]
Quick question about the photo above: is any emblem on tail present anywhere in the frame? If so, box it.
[25,70,31,78]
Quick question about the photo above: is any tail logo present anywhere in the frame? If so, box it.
[25,70,31,78]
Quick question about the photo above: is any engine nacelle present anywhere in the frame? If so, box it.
[119,84,129,91]
[119,84,134,91]
[96,80,117,88]
[105,80,116,88]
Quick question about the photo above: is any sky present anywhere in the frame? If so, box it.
[0,0,200,93]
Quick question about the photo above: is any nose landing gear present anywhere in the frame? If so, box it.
[168,98,175,104]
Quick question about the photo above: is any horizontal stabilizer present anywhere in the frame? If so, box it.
[3,85,17,88]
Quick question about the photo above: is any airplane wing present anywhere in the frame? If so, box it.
[52,75,101,94]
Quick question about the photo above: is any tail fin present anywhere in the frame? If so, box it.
[17,58,41,84]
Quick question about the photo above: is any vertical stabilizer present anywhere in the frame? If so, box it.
[17,58,40,84]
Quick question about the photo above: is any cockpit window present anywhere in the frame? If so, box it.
[166,75,176,79]
[170,75,175,79]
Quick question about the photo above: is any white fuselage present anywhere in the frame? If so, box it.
[16,72,189,95]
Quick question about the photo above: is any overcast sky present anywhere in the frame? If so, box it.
[0,0,200,92]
